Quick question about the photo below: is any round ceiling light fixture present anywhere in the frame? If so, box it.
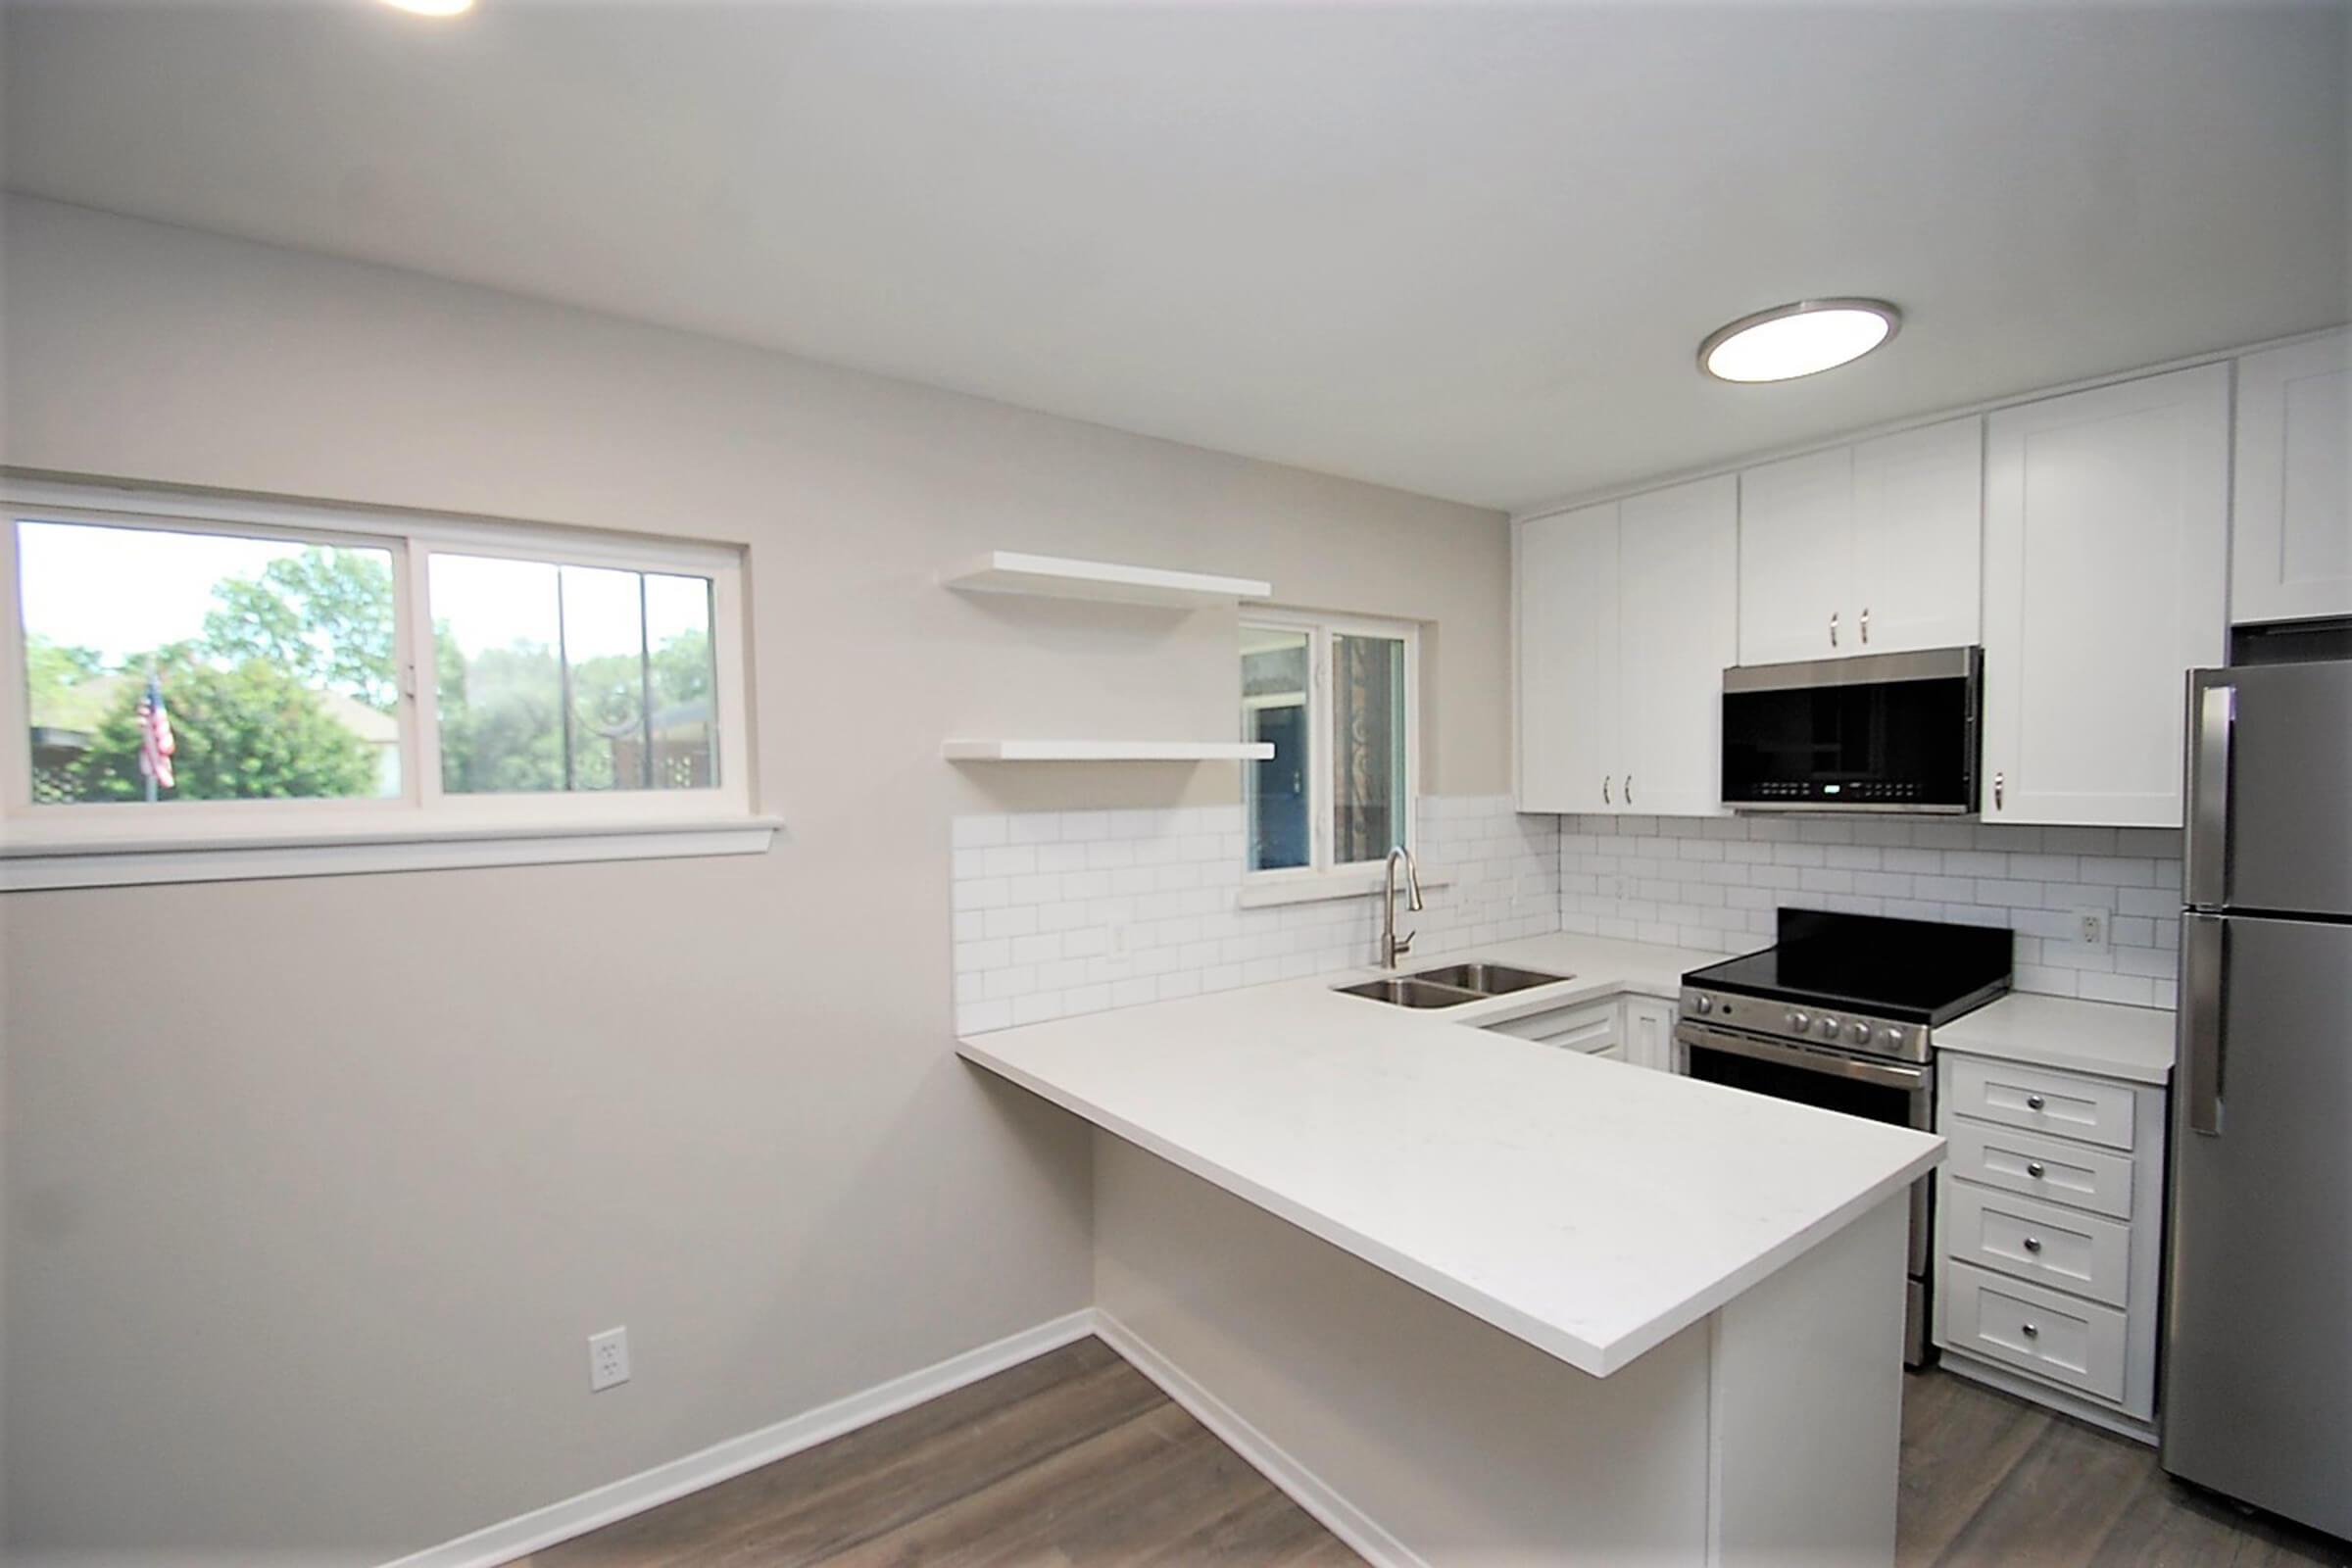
[1698,298,1901,383]
[381,0,475,15]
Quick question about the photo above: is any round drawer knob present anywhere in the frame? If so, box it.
[2026,1161,2047,1179]
[2022,1236,2043,1253]
[2026,1094,2046,1110]
[2022,1323,2040,1339]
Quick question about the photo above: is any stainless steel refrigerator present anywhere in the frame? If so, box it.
[2161,660,2352,1539]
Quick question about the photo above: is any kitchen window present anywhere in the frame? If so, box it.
[1241,612,1418,902]
[0,475,768,890]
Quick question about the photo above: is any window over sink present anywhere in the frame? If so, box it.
[1240,611,1418,901]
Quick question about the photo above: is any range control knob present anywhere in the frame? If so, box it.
[1878,1026,1907,1052]
[1788,1010,1811,1033]
[1849,1020,1874,1045]
[1819,1015,1841,1039]
[1693,994,1714,1015]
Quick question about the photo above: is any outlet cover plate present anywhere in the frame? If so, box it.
[589,1326,630,1393]
[2069,906,2112,956]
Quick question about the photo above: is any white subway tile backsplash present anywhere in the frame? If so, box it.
[1556,813,2181,1007]
[951,796,1562,1035]
[951,798,2185,1034]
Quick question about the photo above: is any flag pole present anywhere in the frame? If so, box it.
[144,661,158,804]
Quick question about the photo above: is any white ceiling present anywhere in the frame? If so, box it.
[5,2,2347,512]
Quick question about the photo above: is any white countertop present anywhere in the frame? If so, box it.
[1935,991,2177,1084]
[958,931,1944,1379]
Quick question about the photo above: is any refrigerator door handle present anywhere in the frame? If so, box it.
[2184,678,2234,909]
[2180,912,2227,1136]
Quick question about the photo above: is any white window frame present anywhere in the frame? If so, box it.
[1239,610,1421,906]
[0,474,774,890]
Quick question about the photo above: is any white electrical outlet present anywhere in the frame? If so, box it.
[588,1327,631,1393]
[2070,907,2111,955]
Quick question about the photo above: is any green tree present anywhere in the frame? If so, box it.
[434,629,564,793]
[203,548,398,711]
[63,659,377,802]
[433,623,713,795]
[650,626,710,710]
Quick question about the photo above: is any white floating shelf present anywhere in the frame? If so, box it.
[943,739,1275,762]
[944,551,1270,607]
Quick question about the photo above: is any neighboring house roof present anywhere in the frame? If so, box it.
[315,689,399,745]
[28,670,127,733]
[29,671,399,747]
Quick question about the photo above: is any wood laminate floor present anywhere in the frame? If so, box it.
[526,1338,2349,1567]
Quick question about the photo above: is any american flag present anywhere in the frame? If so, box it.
[138,675,175,791]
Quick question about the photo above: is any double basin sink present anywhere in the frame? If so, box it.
[1335,961,1572,1009]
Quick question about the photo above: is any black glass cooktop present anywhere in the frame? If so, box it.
[1685,909,2013,1025]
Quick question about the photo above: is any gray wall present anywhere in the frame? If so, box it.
[0,195,1509,1561]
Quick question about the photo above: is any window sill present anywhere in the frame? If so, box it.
[1237,866,1453,909]
[0,816,782,892]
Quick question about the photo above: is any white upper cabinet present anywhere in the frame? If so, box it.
[1619,475,1738,817]
[1849,417,1984,656]
[2231,330,2352,625]
[1983,365,2230,826]
[1737,447,1852,665]
[1515,478,1733,817]
[1515,503,1618,814]
[1736,416,1982,665]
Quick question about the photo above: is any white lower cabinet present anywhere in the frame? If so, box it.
[1941,1181,2132,1308]
[1485,999,1620,1054]
[1942,1261,2131,1405]
[1480,995,1677,1071]
[1935,1050,2168,1439]
[1623,998,1675,1072]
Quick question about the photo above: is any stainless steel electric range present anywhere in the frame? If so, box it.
[1676,908,2013,1367]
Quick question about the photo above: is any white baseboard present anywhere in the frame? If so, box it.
[1936,1350,2158,1446]
[382,1309,1097,1568]
[1091,1310,1427,1568]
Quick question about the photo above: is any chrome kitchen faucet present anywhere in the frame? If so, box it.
[1381,845,1425,969]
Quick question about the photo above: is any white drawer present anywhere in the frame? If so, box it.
[1942,1178,2132,1307]
[1942,1260,2130,1403]
[1945,1118,2136,1220]
[1946,1054,2136,1151]
[1486,1001,1618,1054]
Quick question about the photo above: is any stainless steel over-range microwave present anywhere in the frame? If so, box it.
[1721,646,1982,813]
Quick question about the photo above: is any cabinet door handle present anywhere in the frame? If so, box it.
[1626,774,1635,806]
[1602,776,1611,806]
[1860,607,1870,645]
[1992,771,2005,810]
[1830,611,1839,648]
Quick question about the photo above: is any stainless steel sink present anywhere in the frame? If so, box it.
[1332,976,1485,1008]
[1333,962,1574,1008]
[1403,961,1572,997]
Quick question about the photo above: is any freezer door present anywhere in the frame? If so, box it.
[2161,914,2352,1537]
[2187,662,2352,916]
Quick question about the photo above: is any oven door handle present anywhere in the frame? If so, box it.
[1677,1019,1929,1094]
